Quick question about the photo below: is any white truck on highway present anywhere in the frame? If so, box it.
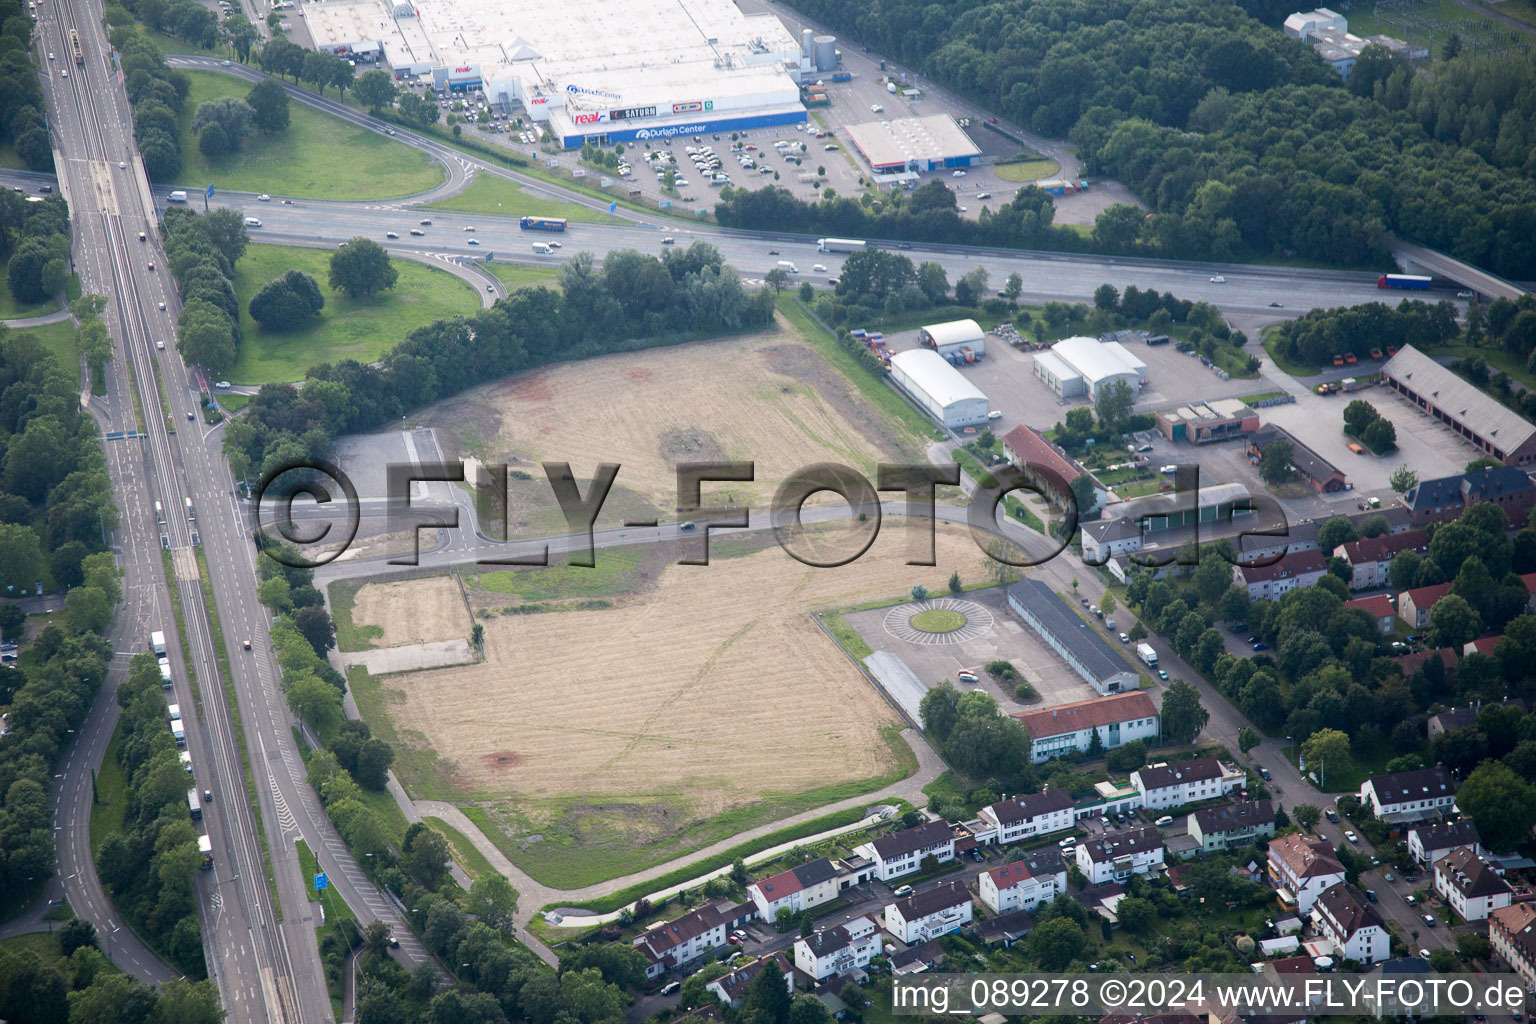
[151,630,166,656]
[167,190,188,203]
[817,238,866,253]
[171,721,186,749]
[1136,643,1158,668]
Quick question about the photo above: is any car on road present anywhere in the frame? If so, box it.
[139,232,146,241]
[202,790,212,802]
[257,194,270,201]
[976,192,991,200]
[659,982,681,996]
[1157,670,1169,681]
[386,231,398,238]
[892,885,914,898]
[243,639,252,650]
[1209,275,1226,283]
[987,410,1003,420]
[1251,641,1269,650]
[1154,815,1173,826]
[1269,301,1283,307]
[951,169,966,177]
[1137,443,1154,452]
[147,261,154,270]
[467,239,479,245]
[1326,809,1340,823]
[410,228,424,236]
[813,263,827,272]
[419,219,432,225]
[1384,873,1394,882]
[158,302,166,311]
[463,225,476,231]
[1118,632,1129,643]
[215,381,231,389]
[1344,830,1359,843]
[1366,889,1377,901]
[1422,913,1436,927]
[1258,767,1272,780]
[1458,290,1474,299]
[1417,948,1431,959]
[60,69,66,77]
[1058,836,1077,848]
[767,249,779,255]
[662,237,675,245]
[957,670,979,683]
[47,52,52,60]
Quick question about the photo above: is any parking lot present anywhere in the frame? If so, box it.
[841,584,1103,718]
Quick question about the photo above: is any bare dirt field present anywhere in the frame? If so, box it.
[431,326,916,536]
[350,577,471,647]
[362,524,989,885]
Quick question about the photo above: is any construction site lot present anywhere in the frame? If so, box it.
[347,521,999,889]
[429,327,926,538]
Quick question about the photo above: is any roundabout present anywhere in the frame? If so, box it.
[883,597,994,646]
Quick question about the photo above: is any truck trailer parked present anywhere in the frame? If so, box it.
[151,630,166,655]
[1137,643,1158,668]
[817,238,865,253]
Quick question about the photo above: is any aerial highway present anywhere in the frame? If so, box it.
[37,1,441,1021]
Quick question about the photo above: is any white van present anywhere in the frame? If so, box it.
[244,216,262,227]
[776,260,798,273]
[870,103,884,114]
[167,703,181,721]
[531,242,553,255]
[167,190,188,202]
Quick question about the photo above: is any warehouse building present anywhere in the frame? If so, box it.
[1033,337,1147,401]
[1246,425,1347,493]
[1080,482,1254,564]
[1155,399,1259,445]
[1007,578,1138,696]
[1381,346,1536,466]
[889,349,989,429]
[844,114,981,175]
[304,0,811,146]
[1001,424,1105,516]
[919,319,985,361]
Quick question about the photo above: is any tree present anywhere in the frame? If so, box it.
[1004,272,1023,302]
[1160,680,1209,744]
[247,78,290,133]
[919,683,960,742]
[1293,803,1321,830]
[1458,931,1491,963]
[404,826,452,888]
[58,917,98,956]
[1429,593,1482,650]
[917,261,949,303]
[948,571,962,594]
[910,584,928,602]
[355,69,396,113]
[1316,516,1357,555]
[0,523,44,595]
[468,873,519,935]
[1362,417,1397,453]
[765,267,789,293]
[293,605,337,655]
[1457,761,1536,853]
[1300,728,1352,782]
[225,12,258,62]
[397,91,439,129]
[1390,464,1418,494]
[329,238,398,298]
[353,738,395,790]
[1343,399,1379,437]
[1094,283,1120,311]
[1258,440,1294,484]
[1029,917,1087,970]
[177,298,237,374]
[192,96,255,152]
[1238,726,1260,755]
[249,270,325,330]
[1115,896,1155,934]
[1095,379,1135,431]
[738,956,792,1024]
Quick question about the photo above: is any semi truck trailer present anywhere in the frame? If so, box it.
[817,238,866,253]
[1377,274,1431,290]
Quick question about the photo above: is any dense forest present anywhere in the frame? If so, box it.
[0,0,52,172]
[224,240,774,483]
[757,0,1536,275]
[0,936,221,1024]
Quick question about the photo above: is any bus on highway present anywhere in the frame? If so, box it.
[519,216,567,232]
[69,29,82,65]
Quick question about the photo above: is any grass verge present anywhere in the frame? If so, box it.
[328,579,382,653]
[230,243,478,385]
[1262,333,1323,377]
[425,173,611,223]
[819,610,872,660]
[174,70,442,200]
[193,548,281,918]
[89,722,130,863]
[424,816,497,879]
[993,159,1061,182]
[0,274,61,319]
[486,262,562,291]
[15,320,80,385]
[296,838,356,923]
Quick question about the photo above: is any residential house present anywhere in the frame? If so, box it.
[889,939,944,975]
[1396,646,1458,680]
[1002,423,1105,516]
[977,849,1067,914]
[883,881,972,944]
[1310,883,1390,964]
[1343,594,1397,634]
[1233,549,1330,601]
[705,953,793,1008]
[634,902,744,978]
[1408,821,1483,866]
[1335,530,1428,591]
[1267,834,1346,914]
[747,858,840,924]
[1427,700,1526,740]
[1076,826,1165,884]
[1358,766,1457,822]
[1434,847,1513,922]
[1012,692,1161,764]
[1398,582,1452,630]
[1490,903,1536,993]
[854,820,955,882]
[972,907,1035,947]
[1131,757,1245,810]
[1398,466,1536,526]
[793,915,882,981]
[1188,800,1277,854]
[977,789,1076,846]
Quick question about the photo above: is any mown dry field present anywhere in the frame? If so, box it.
[349,577,471,647]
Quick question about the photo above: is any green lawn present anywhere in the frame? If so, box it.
[1427,343,1536,392]
[0,139,20,170]
[486,262,562,290]
[219,393,250,413]
[174,70,443,199]
[425,173,610,223]
[295,838,356,922]
[0,272,62,319]
[15,320,78,382]
[90,723,131,863]
[328,579,382,653]
[425,816,497,879]
[0,932,67,965]
[230,243,478,384]
[466,545,644,602]
[820,610,873,659]
[1262,333,1323,377]
[1338,0,1529,52]
[994,159,1061,182]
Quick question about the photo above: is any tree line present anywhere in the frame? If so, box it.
[223,241,774,485]
[1269,299,1460,367]
[0,930,220,1024]
[118,28,190,183]
[0,0,52,172]
[4,192,71,306]
[162,206,248,375]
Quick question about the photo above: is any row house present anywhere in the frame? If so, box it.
[1427,699,1526,740]
[1131,757,1245,810]
[977,788,1076,846]
[747,857,840,923]
[1188,800,1276,854]
[977,849,1067,915]
[1490,903,1536,994]
[1398,582,1452,630]
[1399,466,1536,527]
[706,953,793,1008]
[1232,549,1329,602]
[1267,834,1346,914]
[1408,821,1483,866]
[1076,826,1165,884]
[854,820,955,882]
[1434,846,1513,922]
[883,881,972,944]
[793,915,882,982]
[1310,883,1389,964]
[1342,594,1396,634]
[634,902,745,978]
[1334,529,1428,590]
[1358,765,1457,823]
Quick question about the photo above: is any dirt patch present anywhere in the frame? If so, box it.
[375,526,986,816]
[658,428,726,467]
[760,339,911,462]
[349,576,472,646]
[481,750,526,772]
